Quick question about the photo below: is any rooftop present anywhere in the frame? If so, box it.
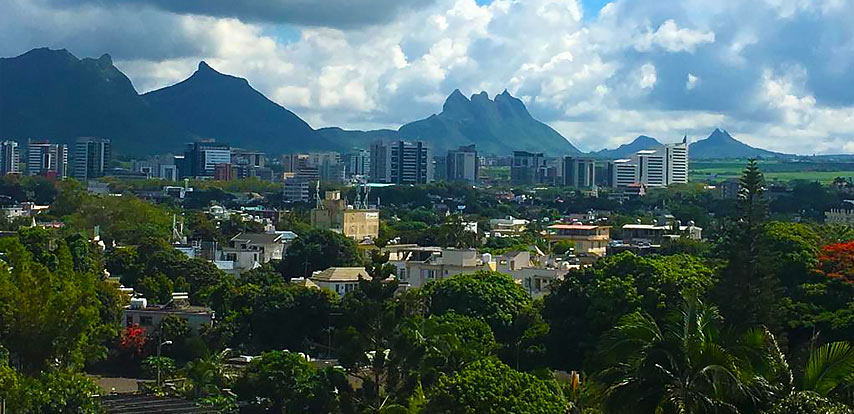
[230,231,286,245]
[312,267,371,282]
[547,224,605,230]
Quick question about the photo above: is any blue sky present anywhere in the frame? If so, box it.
[2,0,854,154]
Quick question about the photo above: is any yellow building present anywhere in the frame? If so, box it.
[546,224,610,256]
[311,190,379,241]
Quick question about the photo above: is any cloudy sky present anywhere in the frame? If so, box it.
[3,0,854,154]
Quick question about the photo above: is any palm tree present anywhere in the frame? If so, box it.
[801,341,854,401]
[595,297,779,414]
[181,349,232,399]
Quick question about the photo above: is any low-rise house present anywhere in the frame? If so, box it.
[310,267,371,297]
[227,232,290,262]
[546,224,610,256]
[488,216,529,237]
[621,221,702,244]
[122,295,214,332]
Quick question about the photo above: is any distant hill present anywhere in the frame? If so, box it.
[689,129,788,159]
[398,90,580,155]
[143,62,332,153]
[0,48,184,154]
[593,135,663,159]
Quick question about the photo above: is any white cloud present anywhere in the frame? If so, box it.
[635,19,715,53]
[639,63,657,89]
[686,73,699,90]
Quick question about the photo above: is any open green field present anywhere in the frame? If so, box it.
[690,160,854,183]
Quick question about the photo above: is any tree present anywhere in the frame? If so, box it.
[249,283,338,353]
[541,252,714,371]
[234,351,341,413]
[425,358,567,414]
[181,350,232,399]
[280,229,360,279]
[714,159,782,333]
[815,241,854,284]
[595,297,788,414]
[767,391,854,414]
[801,341,854,400]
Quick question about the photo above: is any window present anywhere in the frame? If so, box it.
[139,316,153,326]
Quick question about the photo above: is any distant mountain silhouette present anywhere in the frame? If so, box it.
[689,128,788,159]
[398,90,580,155]
[143,62,331,153]
[0,48,184,154]
[593,135,663,159]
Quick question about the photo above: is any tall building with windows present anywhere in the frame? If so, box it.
[182,141,231,178]
[344,149,371,179]
[370,140,432,185]
[446,145,479,184]
[0,141,20,175]
[71,137,111,180]
[610,159,638,188]
[510,151,545,185]
[27,140,67,179]
[636,149,666,187]
[563,157,596,188]
[665,138,689,185]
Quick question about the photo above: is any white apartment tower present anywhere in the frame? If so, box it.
[0,141,20,175]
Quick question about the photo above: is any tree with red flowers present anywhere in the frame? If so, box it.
[816,241,854,284]
[120,323,147,357]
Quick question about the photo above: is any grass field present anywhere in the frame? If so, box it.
[690,160,854,183]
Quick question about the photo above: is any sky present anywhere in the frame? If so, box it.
[2,0,854,154]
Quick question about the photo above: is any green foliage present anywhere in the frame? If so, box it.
[235,351,341,413]
[280,229,360,279]
[0,369,102,414]
[141,356,177,380]
[551,240,575,255]
[0,237,105,374]
[426,358,567,414]
[424,270,532,331]
[542,252,714,370]
[766,391,854,414]
[63,193,173,245]
[802,341,854,397]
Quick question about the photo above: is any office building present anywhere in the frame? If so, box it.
[283,152,344,184]
[0,141,20,175]
[611,159,638,188]
[311,190,380,241]
[71,137,111,180]
[636,149,665,187]
[665,138,689,185]
[344,149,371,179]
[27,140,67,179]
[446,145,479,184]
[282,179,311,203]
[370,140,432,185]
[510,151,546,185]
[232,149,268,180]
[160,164,179,181]
[563,157,596,188]
[214,163,233,181]
[183,141,231,178]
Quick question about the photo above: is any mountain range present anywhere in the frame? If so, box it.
[0,47,792,159]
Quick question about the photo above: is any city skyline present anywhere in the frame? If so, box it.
[2,0,853,154]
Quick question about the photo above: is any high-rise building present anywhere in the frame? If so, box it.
[636,149,666,187]
[27,140,67,179]
[611,159,638,188]
[665,138,689,185]
[231,149,268,180]
[0,141,20,175]
[563,157,596,188]
[343,149,371,179]
[71,137,111,180]
[510,151,545,185]
[183,141,231,178]
[446,145,479,184]
[214,163,233,181]
[370,141,432,185]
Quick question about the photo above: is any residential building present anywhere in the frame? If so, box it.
[310,267,371,297]
[621,222,703,244]
[718,179,741,199]
[510,151,545,185]
[446,144,479,184]
[546,224,611,256]
[216,231,291,275]
[311,190,380,241]
[71,137,111,180]
[122,295,214,332]
[343,148,371,179]
[488,216,529,237]
[0,140,20,175]
[283,178,311,203]
[183,141,231,178]
[370,140,433,184]
[826,200,854,225]
[27,140,67,178]
[563,157,596,188]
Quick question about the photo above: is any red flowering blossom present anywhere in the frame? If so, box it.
[816,241,854,283]
[120,323,147,355]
